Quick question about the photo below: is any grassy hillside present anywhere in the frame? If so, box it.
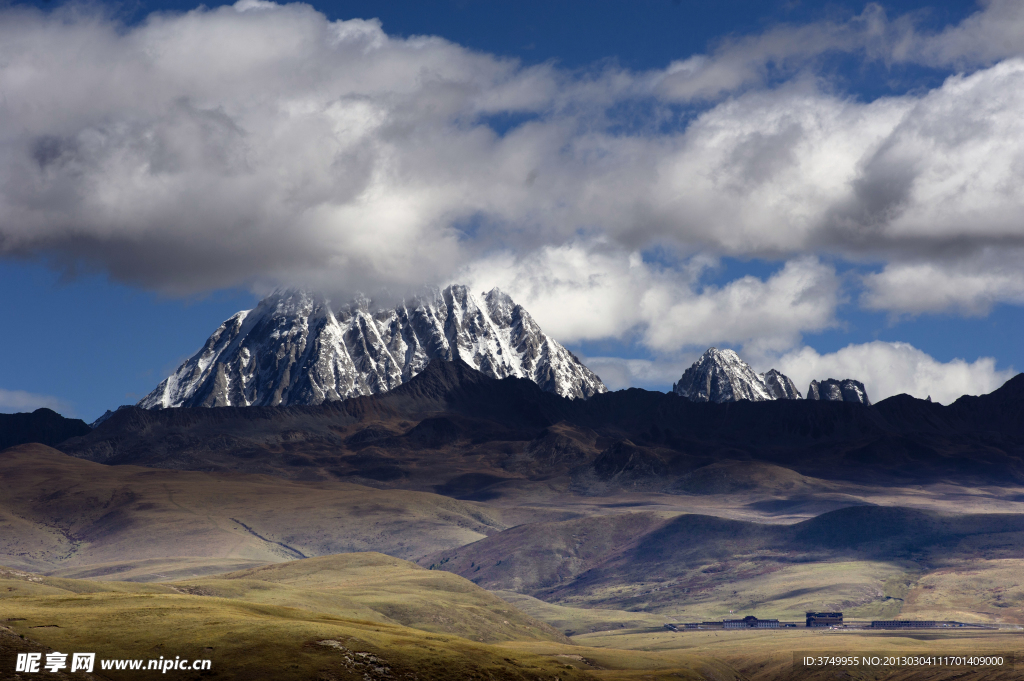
[172,553,571,644]
[0,559,731,681]
[0,567,592,681]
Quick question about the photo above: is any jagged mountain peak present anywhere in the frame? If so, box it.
[139,284,606,409]
[483,287,516,324]
[673,347,803,403]
[673,347,774,403]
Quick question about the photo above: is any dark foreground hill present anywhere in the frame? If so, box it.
[0,408,90,450]
[57,360,1024,493]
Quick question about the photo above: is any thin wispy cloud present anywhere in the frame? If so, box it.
[0,387,72,414]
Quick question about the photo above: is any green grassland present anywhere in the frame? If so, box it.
[4,557,1023,681]
[1,557,724,681]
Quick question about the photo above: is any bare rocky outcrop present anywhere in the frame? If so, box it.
[807,378,871,405]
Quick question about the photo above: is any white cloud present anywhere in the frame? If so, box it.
[907,0,1024,67]
[656,5,891,101]
[0,387,70,413]
[775,341,1015,404]
[645,258,839,355]
[862,251,1024,316]
[577,355,693,393]
[656,1,1024,102]
[0,2,1019,296]
[0,0,1022,336]
[463,243,838,354]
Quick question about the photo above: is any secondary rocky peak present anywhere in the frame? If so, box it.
[139,285,606,409]
[763,369,802,400]
[807,378,870,405]
[672,348,802,403]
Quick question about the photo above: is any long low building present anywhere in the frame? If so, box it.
[680,616,781,629]
[682,621,723,629]
[725,616,780,629]
[806,612,843,627]
[669,615,982,632]
[870,620,965,629]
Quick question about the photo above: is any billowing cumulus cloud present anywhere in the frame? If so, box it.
[463,246,839,354]
[775,341,1015,404]
[2,0,1024,366]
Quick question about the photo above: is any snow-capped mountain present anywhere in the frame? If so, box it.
[139,285,606,409]
[807,378,870,405]
[672,348,802,403]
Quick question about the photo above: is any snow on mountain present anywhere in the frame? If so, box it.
[672,348,801,403]
[807,378,871,405]
[139,285,607,409]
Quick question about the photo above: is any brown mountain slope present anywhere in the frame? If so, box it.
[0,444,514,578]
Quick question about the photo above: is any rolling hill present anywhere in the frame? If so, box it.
[420,506,1024,623]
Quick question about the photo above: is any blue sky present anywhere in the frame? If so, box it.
[1,0,1023,419]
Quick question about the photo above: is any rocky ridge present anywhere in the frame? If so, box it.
[672,348,871,404]
[808,378,871,405]
[139,286,606,408]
